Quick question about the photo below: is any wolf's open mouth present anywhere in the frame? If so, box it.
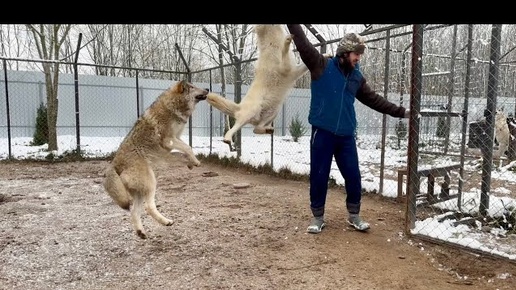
[195,94,207,101]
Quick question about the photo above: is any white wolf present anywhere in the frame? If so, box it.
[494,109,511,159]
[206,24,309,151]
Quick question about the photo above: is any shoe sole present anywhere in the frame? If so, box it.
[307,223,326,234]
[347,221,370,232]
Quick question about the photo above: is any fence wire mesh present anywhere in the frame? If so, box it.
[402,25,516,261]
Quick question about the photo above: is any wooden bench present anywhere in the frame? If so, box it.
[397,164,461,203]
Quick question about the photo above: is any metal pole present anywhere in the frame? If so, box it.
[73,33,83,153]
[209,70,213,155]
[480,24,502,217]
[175,43,193,147]
[235,62,242,158]
[444,25,458,155]
[379,29,391,195]
[405,24,424,233]
[136,71,140,117]
[3,60,12,159]
[458,25,474,211]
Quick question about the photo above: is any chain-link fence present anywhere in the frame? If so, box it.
[402,25,516,261]
[1,24,516,261]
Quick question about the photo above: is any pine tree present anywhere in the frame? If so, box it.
[31,103,49,146]
[289,114,307,142]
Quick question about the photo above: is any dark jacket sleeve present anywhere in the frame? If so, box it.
[286,24,327,80]
[356,78,407,118]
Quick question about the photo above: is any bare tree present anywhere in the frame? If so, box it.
[26,24,71,152]
[81,24,206,79]
[0,25,34,70]
[203,26,254,93]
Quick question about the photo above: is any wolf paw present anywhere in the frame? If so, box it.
[136,230,147,239]
[187,160,200,170]
[285,34,293,44]
[223,139,236,151]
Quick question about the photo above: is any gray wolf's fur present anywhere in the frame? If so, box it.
[103,80,207,239]
[206,24,308,151]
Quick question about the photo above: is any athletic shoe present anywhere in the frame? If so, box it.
[307,216,325,234]
[347,214,370,231]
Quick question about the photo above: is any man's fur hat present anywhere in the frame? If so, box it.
[336,32,366,56]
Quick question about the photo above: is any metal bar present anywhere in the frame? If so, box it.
[406,24,424,233]
[379,29,391,195]
[73,33,83,153]
[419,111,463,117]
[136,71,140,117]
[458,25,474,211]
[175,42,193,147]
[480,24,502,216]
[304,24,327,53]
[421,71,451,77]
[444,25,458,155]
[2,59,12,159]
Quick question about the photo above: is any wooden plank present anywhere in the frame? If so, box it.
[397,163,461,202]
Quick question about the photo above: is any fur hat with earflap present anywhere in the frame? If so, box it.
[336,32,366,56]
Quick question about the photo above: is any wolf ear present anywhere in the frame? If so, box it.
[176,80,188,93]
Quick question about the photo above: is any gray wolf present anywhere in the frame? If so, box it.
[206,24,308,151]
[103,80,208,239]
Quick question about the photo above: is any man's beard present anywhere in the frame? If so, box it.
[344,57,356,69]
[340,56,355,73]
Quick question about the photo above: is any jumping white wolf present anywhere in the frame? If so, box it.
[206,24,308,151]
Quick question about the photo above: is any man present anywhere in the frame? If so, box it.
[286,25,410,233]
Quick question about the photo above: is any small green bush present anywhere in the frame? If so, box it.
[289,114,307,142]
[31,103,48,146]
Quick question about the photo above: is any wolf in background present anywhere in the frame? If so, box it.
[494,109,511,159]
[103,80,208,239]
[206,24,309,151]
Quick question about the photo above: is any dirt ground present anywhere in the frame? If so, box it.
[1,160,516,290]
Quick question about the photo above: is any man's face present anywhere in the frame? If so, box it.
[347,51,362,68]
[340,51,363,71]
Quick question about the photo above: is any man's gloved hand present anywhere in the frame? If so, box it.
[404,109,410,118]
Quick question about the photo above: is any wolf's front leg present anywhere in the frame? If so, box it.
[281,34,294,66]
[169,138,201,169]
[283,34,293,52]
[292,62,309,79]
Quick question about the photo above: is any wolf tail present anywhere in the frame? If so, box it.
[103,167,132,210]
[206,92,239,117]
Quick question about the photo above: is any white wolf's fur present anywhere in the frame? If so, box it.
[103,80,208,239]
[494,109,511,159]
[206,24,308,151]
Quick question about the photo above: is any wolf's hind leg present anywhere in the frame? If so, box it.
[130,195,147,239]
[139,166,173,227]
[253,113,277,135]
[145,190,174,228]
[223,114,253,151]
[253,126,274,134]
[145,191,174,227]
[122,163,167,239]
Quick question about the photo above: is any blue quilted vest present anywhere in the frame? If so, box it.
[309,57,363,136]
